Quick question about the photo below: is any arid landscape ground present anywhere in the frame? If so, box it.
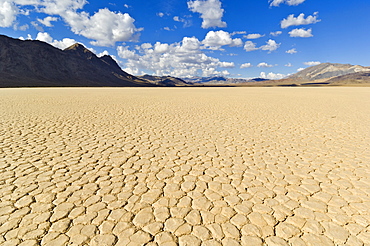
[0,87,369,245]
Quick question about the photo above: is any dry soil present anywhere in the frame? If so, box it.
[0,87,369,246]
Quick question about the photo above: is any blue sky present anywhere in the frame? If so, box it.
[1,0,369,79]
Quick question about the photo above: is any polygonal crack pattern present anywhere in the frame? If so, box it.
[0,88,369,246]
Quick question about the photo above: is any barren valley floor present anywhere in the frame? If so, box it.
[0,87,369,245]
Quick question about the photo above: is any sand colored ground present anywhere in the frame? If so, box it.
[0,87,369,246]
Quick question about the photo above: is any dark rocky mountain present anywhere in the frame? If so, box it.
[288,63,370,81]
[138,74,192,86]
[249,78,270,82]
[0,35,153,87]
[183,76,269,85]
[2,34,368,88]
[184,76,227,84]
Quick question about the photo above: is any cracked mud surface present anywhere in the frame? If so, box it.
[0,87,369,246]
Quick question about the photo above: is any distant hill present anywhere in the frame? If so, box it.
[2,34,368,88]
[327,71,370,84]
[0,35,153,87]
[138,75,192,86]
[183,76,269,85]
[185,76,227,84]
[288,63,370,81]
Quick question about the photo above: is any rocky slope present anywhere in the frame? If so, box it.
[0,35,152,87]
[327,71,370,84]
[138,75,192,86]
[183,76,268,85]
[185,76,227,84]
[288,63,370,81]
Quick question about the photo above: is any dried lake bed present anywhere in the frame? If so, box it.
[0,87,369,245]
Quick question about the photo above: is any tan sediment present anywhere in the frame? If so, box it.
[0,87,369,245]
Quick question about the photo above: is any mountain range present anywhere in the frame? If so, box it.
[288,63,370,82]
[0,34,369,87]
[138,75,192,86]
[327,71,370,84]
[0,35,152,87]
[183,76,269,85]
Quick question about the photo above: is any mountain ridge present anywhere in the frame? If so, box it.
[288,62,370,81]
[182,76,269,85]
[327,71,370,84]
[0,35,369,87]
[138,75,192,86]
[0,35,152,87]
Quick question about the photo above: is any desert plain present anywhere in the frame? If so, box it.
[0,87,369,246]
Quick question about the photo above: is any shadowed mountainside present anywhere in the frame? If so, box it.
[327,71,370,84]
[183,76,269,85]
[1,35,369,87]
[0,35,153,87]
[138,74,192,86]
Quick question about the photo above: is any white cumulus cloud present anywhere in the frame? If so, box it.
[37,16,58,27]
[231,31,247,35]
[117,36,235,77]
[286,48,297,54]
[244,33,265,39]
[0,0,18,27]
[187,0,226,29]
[1,0,86,28]
[244,39,280,53]
[285,63,293,67]
[287,0,306,5]
[304,61,321,66]
[141,43,153,49]
[16,23,29,31]
[173,15,192,27]
[35,31,53,43]
[257,62,274,68]
[219,62,235,68]
[97,50,119,63]
[6,0,142,47]
[270,0,306,7]
[19,34,31,40]
[289,28,313,37]
[202,30,242,50]
[33,0,87,15]
[63,8,142,46]
[270,31,282,36]
[117,45,139,60]
[260,39,280,52]
[244,41,258,52]
[281,13,320,29]
[97,50,109,57]
[240,63,252,68]
[260,72,286,80]
[35,32,80,50]
[154,42,170,53]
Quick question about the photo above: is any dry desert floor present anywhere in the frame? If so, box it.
[0,87,370,246]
